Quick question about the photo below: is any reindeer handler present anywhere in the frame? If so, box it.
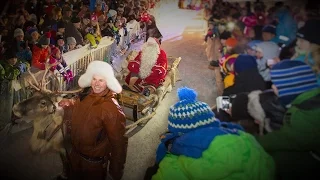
[59,61,128,180]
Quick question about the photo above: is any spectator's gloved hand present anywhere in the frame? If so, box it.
[17,62,27,73]
[216,109,233,122]
[66,70,73,83]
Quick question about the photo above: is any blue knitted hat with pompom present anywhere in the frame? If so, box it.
[168,87,217,133]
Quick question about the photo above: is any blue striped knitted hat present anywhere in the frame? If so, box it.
[271,60,318,106]
[168,87,217,133]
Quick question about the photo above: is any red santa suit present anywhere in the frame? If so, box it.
[125,38,168,92]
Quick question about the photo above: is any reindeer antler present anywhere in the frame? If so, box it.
[39,62,58,93]
[27,68,46,92]
[26,62,58,94]
[27,64,56,93]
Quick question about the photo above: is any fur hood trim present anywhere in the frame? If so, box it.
[78,61,122,93]
[247,90,265,123]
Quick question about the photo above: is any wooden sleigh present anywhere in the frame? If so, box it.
[117,52,182,134]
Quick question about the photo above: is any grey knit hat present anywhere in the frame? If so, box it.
[67,37,76,45]
[14,28,24,38]
[38,32,51,46]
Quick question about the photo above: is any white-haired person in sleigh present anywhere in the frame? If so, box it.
[124,37,168,95]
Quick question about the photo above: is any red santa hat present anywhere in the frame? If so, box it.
[140,12,151,23]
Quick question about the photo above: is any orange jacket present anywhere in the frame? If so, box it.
[32,45,49,70]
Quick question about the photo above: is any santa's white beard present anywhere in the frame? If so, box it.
[139,43,160,79]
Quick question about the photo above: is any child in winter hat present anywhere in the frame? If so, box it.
[257,60,320,180]
[246,40,262,57]
[222,54,267,96]
[1,50,20,80]
[218,37,238,68]
[255,41,280,87]
[292,19,320,85]
[167,87,218,133]
[38,32,51,46]
[49,46,73,83]
[225,37,238,51]
[32,32,51,70]
[270,60,318,107]
[219,31,232,55]
[149,87,275,180]
[57,21,65,34]
[262,24,276,42]
[221,54,238,88]
[67,37,77,51]
[56,35,67,53]
[26,27,39,42]
[14,28,24,40]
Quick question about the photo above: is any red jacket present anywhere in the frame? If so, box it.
[32,45,49,70]
[126,49,168,88]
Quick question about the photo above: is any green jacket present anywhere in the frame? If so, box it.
[256,88,320,179]
[257,88,320,153]
[0,61,20,80]
[153,131,275,180]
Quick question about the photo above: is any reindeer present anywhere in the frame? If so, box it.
[12,63,81,180]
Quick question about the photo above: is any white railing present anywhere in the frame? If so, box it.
[57,20,142,91]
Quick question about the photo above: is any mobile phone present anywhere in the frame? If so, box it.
[267,59,276,67]
[216,96,231,112]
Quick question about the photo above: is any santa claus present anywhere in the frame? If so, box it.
[125,37,168,94]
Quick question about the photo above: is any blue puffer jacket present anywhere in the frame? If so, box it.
[274,8,297,46]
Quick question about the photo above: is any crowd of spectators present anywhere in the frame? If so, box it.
[205,0,320,87]
[0,0,158,88]
[142,1,320,180]
[200,0,320,179]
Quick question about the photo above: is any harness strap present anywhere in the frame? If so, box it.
[46,124,62,142]
[71,148,105,163]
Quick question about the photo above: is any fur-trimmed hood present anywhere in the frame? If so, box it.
[247,90,286,131]
[247,90,266,125]
[78,61,122,93]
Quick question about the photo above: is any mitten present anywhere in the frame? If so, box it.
[85,33,97,48]
[66,70,73,83]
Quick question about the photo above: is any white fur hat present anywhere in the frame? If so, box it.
[78,61,122,93]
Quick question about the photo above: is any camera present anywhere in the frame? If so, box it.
[216,96,231,112]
